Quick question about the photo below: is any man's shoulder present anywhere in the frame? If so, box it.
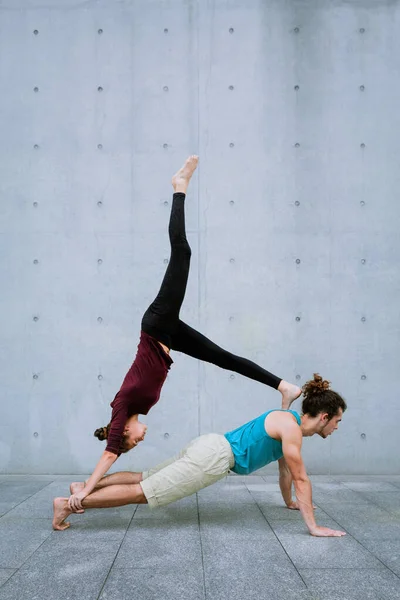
[264,410,301,442]
[270,410,301,439]
[267,409,300,424]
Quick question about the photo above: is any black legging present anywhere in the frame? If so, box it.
[141,192,281,389]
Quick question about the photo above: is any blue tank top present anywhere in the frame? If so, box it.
[224,409,301,475]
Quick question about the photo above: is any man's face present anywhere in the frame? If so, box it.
[318,408,343,439]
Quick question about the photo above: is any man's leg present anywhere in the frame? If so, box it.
[70,471,143,495]
[171,320,301,408]
[70,447,188,495]
[53,483,147,531]
[141,156,199,348]
[139,434,232,509]
[59,450,189,530]
[54,434,231,530]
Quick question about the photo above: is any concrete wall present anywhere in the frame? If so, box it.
[0,0,399,474]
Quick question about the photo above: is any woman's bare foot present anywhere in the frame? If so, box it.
[172,155,199,194]
[52,497,73,531]
[70,481,85,495]
[279,381,302,410]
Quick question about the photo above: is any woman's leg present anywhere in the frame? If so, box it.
[171,320,301,408]
[141,156,199,348]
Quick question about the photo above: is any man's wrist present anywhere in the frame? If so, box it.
[308,524,318,535]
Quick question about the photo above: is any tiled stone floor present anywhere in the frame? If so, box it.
[0,474,399,599]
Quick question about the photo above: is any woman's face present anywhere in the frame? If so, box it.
[123,419,148,451]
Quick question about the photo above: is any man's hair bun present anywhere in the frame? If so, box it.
[302,373,330,398]
[301,374,347,420]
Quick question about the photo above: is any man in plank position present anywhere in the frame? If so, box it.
[53,374,347,537]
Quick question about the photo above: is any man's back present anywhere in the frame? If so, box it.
[224,409,301,474]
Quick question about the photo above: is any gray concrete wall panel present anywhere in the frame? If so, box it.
[0,0,399,474]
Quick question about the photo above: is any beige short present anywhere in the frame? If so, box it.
[140,433,235,508]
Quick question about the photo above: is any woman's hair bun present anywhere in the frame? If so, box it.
[94,426,108,441]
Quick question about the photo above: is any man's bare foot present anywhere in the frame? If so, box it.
[172,155,199,194]
[70,481,85,495]
[279,381,302,410]
[52,497,73,531]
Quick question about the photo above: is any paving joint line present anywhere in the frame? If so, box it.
[196,493,208,600]
[95,504,139,600]
[0,479,59,580]
[242,483,310,592]
[319,503,400,581]
[0,479,57,521]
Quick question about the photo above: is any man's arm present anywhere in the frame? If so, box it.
[279,457,317,511]
[281,423,346,537]
[281,430,317,532]
[278,457,295,508]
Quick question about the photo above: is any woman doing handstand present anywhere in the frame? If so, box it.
[66,155,300,516]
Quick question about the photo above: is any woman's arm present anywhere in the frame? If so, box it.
[68,396,128,511]
[68,450,117,511]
